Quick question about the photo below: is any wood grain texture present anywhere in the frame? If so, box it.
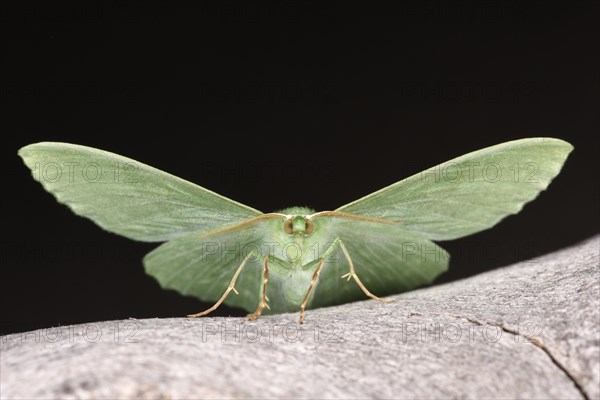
[1,236,598,399]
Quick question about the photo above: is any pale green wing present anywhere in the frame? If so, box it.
[18,142,262,242]
[336,138,573,241]
[308,215,448,308]
[144,215,282,312]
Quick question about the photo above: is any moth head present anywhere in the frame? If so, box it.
[283,215,314,235]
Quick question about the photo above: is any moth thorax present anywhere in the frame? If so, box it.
[283,215,314,234]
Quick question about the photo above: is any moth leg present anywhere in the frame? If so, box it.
[247,256,270,321]
[338,239,393,304]
[299,259,325,324]
[297,236,391,324]
[188,251,258,318]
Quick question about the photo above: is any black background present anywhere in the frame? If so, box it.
[2,1,598,335]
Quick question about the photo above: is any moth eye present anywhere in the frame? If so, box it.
[283,218,294,234]
[305,218,314,234]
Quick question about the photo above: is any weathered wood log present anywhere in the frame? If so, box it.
[1,236,598,399]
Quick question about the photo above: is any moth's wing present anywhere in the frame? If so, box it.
[18,142,262,242]
[336,138,573,241]
[308,215,448,308]
[143,215,281,312]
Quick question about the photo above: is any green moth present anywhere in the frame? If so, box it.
[18,138,573,323]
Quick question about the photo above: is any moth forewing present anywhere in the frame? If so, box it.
[18,142,263,242]
[335,138,574,241]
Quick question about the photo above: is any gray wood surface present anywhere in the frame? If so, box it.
[1,236,598,399]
